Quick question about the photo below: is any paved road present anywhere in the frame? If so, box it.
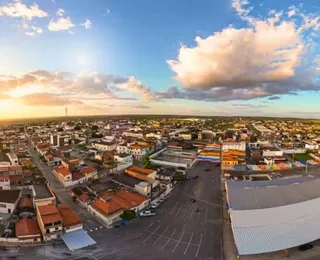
[11,161,223,260]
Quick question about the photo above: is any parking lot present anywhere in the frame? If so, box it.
[16,161,222,260]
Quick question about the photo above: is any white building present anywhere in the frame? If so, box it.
[304,141,319,150]
[114,154,133,171]
[0,190,21,214]
[222,142,246,152]
[91,140,117,151]
[7,152,18,165]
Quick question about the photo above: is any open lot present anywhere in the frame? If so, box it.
[15,161,222,260]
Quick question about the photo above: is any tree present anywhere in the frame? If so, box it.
[174,172,185,182]
[142,156,150,168]
[120,210,136,221]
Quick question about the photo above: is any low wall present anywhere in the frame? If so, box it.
[149,147,167,159]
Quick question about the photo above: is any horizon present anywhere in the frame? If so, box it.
[0,0,320,119]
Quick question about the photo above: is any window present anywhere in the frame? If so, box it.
[46,229,50,233]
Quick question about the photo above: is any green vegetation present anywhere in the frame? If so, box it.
[142,155,151,168]
[120,210,136,221]
[293,153,312,161]
[174,172,185,182]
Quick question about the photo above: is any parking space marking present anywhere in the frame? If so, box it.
[205,207,208,223]
[168,202,178,215]
[175,203,183,216]
[189,205,195,220]
[89,253,98,260]
[144,222,154,232]
[183,233,194,255]
[143,225,160,243]
[180,204,191,219]
[134,233,142,239]
[152,226,168,246]
[195,233,203,258]
[172,230,185,253]
[161,229,176,250]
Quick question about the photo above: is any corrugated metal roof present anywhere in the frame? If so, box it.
[61,229,96,251]
[228,178,320,210]
[230,197,320,255]
[226,175,317,189]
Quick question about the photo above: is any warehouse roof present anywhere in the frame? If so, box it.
[227,177,320,210]
[226,175,317,189]
[231,197,320,255]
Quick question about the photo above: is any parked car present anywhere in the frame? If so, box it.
[186,175,192,180]
[193,175,199,179]
[190,198,196,203]
[205,168,210,171]
[298,244,313,251]
[139,210,156,217]
[151,202,160,209]
[159,197,166,203]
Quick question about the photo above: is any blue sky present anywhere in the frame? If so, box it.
[0,0,319,118]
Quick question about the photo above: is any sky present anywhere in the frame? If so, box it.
[0,0,319,119]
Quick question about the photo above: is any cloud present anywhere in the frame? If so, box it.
[0,0,47,20]
[117,77,157,101]
[231,103,267,108]
[48,17,74,31]
[18,93,81,106]
[1,70,156,103]
[81,19,92,29]
[164,0,319,102]
[25,26,43,36]
[129,104,151,109]
[268,96,281,100]
[56,8,65,17]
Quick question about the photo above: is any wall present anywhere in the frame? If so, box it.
[262,150,283,157]
[149,147,167,159]
[88,205,123,226]
[283,148,306,154]
[150,158,188,168]
[135,183,151,197]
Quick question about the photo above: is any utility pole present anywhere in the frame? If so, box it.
[65,107,68,121]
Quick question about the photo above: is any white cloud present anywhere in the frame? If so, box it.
[56,8,65,17]
[0,0,47,20]
[81,19,92,29]
[48,17,74,31]
[288,9,296,18]
[167,21,304,90]
[164,0,319,102]
[25,25,43,36]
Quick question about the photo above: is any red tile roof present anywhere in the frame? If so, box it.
[54,167,71,177]
[58,204,82,228]
[16,219,41,237]
[37,204,62,225]
[18,197,33,209]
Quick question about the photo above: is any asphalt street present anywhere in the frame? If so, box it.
[8,161,223,260]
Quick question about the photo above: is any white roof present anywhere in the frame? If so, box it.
[231,197,320,255]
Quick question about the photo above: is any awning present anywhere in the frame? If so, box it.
[61,229,96,251]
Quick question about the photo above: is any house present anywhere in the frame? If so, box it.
[15,219,41,243]
[0,171,10,190]
[45,154,62,167]
[80,166,98,181]
[61,159,84,171]
[36,204,63,241]
[7,152,19,165]
[114,153,133,171]
[0,189,21,214]
[0,152,11,166]
[88,191,149,226]
[127,144,149,160]
[33,183,56,207]
[18,197,34,218]
[91,140,117,151]
[0,165,23,175]
[58,204,83,233]
[53,167,72,185]
[126,165,157,179]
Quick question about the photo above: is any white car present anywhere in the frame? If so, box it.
[139,210,156,217]
[159,197,166,203]
[151,202,160,208]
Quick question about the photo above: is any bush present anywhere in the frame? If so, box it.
[120,210,136,221]
[174,172,185,182]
